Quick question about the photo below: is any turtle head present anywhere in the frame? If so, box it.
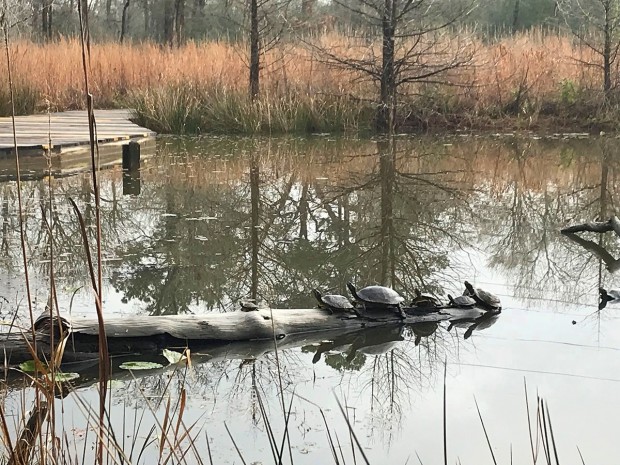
[414,288,422,297]
[447,294,455,303]
[311,289,323,302]
[346,282,357,297]
[464,281,474,293]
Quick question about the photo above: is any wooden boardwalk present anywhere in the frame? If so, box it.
[0,109,156,180]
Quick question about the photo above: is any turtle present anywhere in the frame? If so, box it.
[411,289,442,308]
[599,287,620,310]
[239,299,259,312]
[312,289,354,314]
[346,282,407,318]
[463,281,501,310]
[447,293,476,309]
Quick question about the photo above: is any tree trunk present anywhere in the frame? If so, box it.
[120,0,131,43]
[301,0,314,17]
[249,0,260,100]
[106,0,113,25]
[41,1,53,41]
[250,153,260,299]
[378,0,396,133]
[299,182,309,240]
[511,0,520,32]
[142,0,150,38]
[163,0,175,46]
[604,2,612,97]
[379,139,396,284]
[174,0,185,46]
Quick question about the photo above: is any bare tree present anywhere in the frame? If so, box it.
[224,0,292,100]
[558,0,620,98]
[315,0,476,133]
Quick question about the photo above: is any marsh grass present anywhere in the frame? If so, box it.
[2,29,620,133]
[131,86,373,134]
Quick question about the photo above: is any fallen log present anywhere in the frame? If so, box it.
[0,307,495,392]
[0,306,490,367]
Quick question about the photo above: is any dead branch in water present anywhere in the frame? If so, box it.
[561,216,620,236]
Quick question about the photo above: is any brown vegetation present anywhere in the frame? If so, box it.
[0,30,613,132]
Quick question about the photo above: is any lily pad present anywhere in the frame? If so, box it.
[118,361,163,371]
[19,360,42,372]
[162,348,186,364]
[48,372,80,382]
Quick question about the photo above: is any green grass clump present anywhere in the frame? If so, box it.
[130,83,373,135]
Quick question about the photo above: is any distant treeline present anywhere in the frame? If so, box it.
[4,0,620,134]
[13,0,560,44]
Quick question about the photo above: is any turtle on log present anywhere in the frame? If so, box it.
[463,281,501,310]
[447,294,476,309]
[312,289,355,315]
[347,282,407,319]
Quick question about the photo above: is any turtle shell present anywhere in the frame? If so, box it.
[411,289,441,307]
[348,283,404,305]
[313,289,353,310]
[321,294,353,309]
[448,294,476,308]
[464,281,501,309]
[240,299,259,311]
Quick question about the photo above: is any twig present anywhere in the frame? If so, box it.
[76,0,109,461]
[334,394,370,465]
[524,378,537,464]
[474,396,497,465]
[443,357,448,465]
[224,422,248,465]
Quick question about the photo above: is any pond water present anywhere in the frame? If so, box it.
[1,134,620,464]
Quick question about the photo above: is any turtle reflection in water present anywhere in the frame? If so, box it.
[347,282,407,318]
[408,321,439,345]
[308,325,403,365]
[312,289,355,315]
[448,310,501,339]
[599,287,620,310]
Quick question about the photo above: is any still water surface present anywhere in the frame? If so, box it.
[1,134,620,464]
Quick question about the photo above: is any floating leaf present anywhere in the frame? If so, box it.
[162,348,186,365]
[48,372,80,382]
[118,361,163,371]
[19,360,38,372]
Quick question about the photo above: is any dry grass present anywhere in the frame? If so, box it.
[0,30,613,131]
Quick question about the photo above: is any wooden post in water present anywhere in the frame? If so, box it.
[122,140,141,171]
[122,140,141,195]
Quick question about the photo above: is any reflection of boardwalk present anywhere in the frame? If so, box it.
[0,109,155,180]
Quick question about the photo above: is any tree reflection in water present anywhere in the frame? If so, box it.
[0,134,618,460]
